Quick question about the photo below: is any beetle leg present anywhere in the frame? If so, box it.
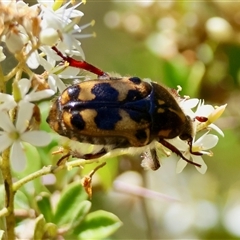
[56,149,107,166]
[81,149,108,160]
[57,153,71,166]
[70,148,108,160]
[141,148,161,171]
[52,46,109,78]
[158,139,201,168]
[187,138,203,156]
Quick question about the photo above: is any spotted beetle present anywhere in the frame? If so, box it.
[47,48,202,169]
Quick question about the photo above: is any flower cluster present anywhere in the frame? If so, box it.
[0,0,89,171]
[173,98,226,174]
[0,0,227,175]
[139,97,226,174]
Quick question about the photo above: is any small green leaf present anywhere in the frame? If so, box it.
[96,157,118,190]
[14,190,29,209]
[74,210,122,239]
[33,214,46,240]
[53,181,88,225]
[70,200,92,228]
[36,192,53,222]
[13,143,45,193]
[162,57,190,90]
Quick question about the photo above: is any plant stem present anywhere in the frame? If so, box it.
[13,158,100,192]
[1,148,15,240]
[0,64,5,92]
[0,158,101,220]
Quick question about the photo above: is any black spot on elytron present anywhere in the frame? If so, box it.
[129,77,141,84]
[125,109,150,123]
[94,108,122,130]
[91,83,119,102]
[125,89,144,102]
[135,129,148,142]
[71,111,85,130]
[67,85,80,101]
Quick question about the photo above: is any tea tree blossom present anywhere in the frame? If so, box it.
[173,99,227,173]
[0,101,51,171]
[0,0,226,175]
[0,0,90,172]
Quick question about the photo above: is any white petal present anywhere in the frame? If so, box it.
[192,156,207,174]
[176,159,188,173]
[21,131,52,146]
[0,133,13,152]
[0,46,6,61]
[167,138,188,151]
[182,98,199,109]
[26,49,40,69]
[0,111,15,132]
[59,66,80,79]
[48,75,57,92]
[52,74,67,93]
[18,78,31,97]
[0,100,17,111]
[196,104,214,117]
[203,134,219,149]
[0,93,15,104]
[209,124,224,137]
[10,141,26,172]
[25,89,55,102]
[38,54,53,71]
[16,101,34,133]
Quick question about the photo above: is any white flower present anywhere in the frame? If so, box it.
[0,78,54,112]
[18,78,55,102]
[171,132,219,174]
[39,0,87,55]
[0,93,17,111]
[194,101,227,136]
[0,101,52,171]
[168,98,226,174]
[37,53,80,92]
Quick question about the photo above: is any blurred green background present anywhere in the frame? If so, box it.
[78,1,240,239]
[9,1,240,239]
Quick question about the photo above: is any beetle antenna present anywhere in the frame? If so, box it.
[52,46,109,78]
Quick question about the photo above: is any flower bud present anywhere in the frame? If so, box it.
[206,17,233,42]
[5,30,28,53]
[40,28,59,46]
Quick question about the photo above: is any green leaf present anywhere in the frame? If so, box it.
[162,57,190,89]
[36,192,53,222]
[186,61,205,96]
[74,210,122,239]
[33,214,46,240]
[14,190,29,209]
[95,157,118,190]
[13,143,44,193]
[64,200,92,238]
[53,181,88,225]
[70,200,92,228]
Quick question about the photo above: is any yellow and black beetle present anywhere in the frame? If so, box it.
[47,48,202,170]
[47,77,193,146]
